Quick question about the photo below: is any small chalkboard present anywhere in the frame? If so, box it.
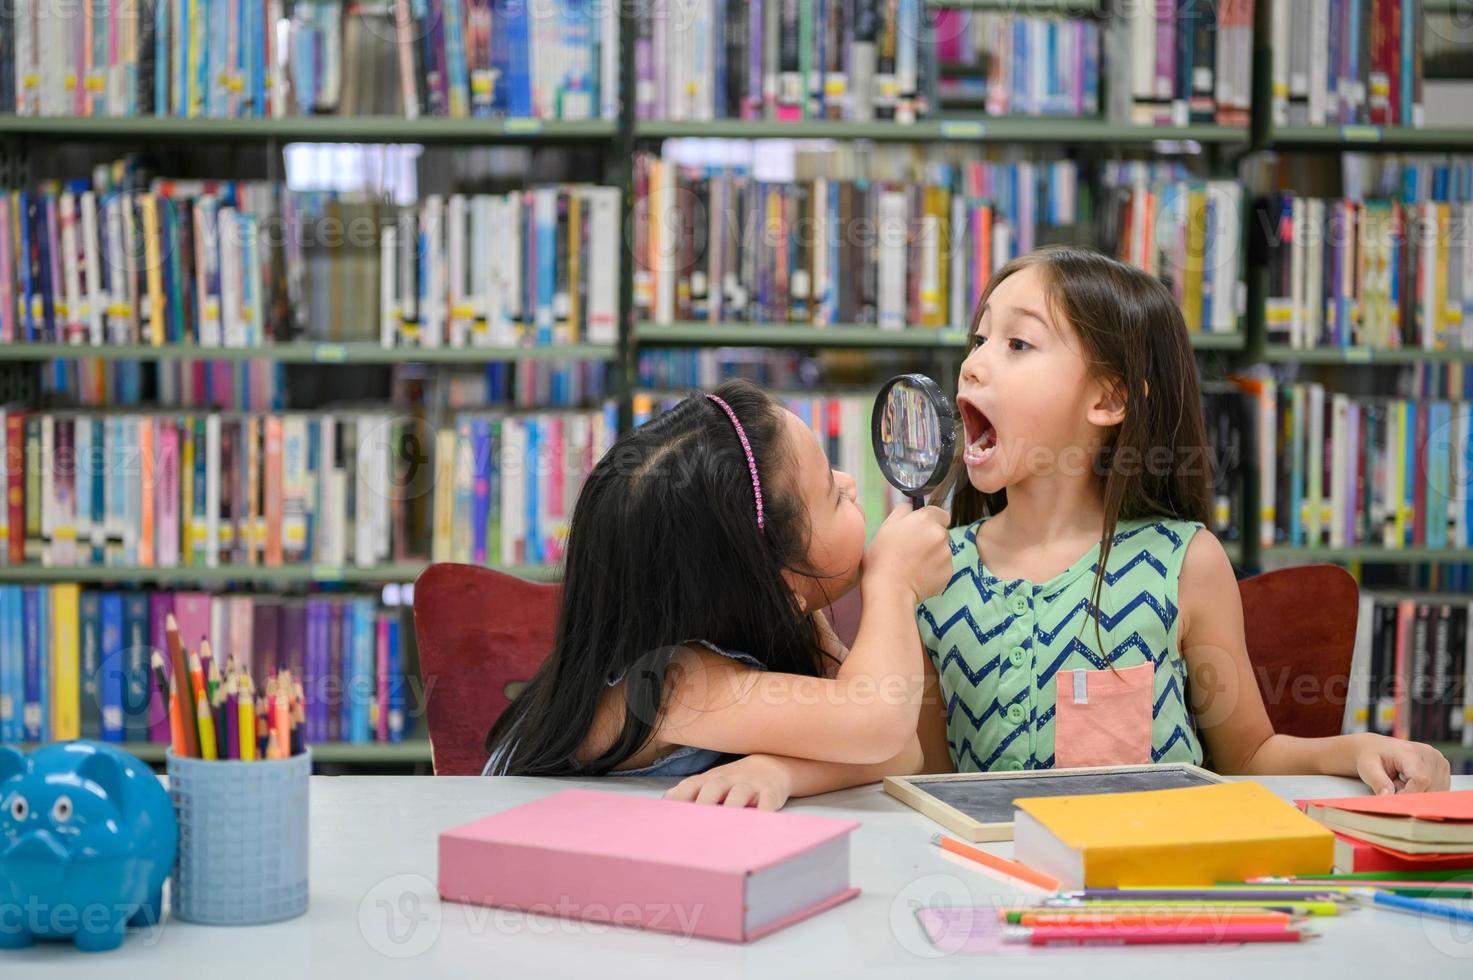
[884,764,1225,842]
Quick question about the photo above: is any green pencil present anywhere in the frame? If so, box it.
[1223,881,1473,900]
[1237,870,1473,883]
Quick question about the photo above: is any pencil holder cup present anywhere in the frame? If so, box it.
[166,749,311,926]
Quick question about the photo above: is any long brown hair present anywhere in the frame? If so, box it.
[935,245,1214,652]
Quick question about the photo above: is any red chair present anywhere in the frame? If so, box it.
[411,562,1359,775]
[412,564,560,775]
[1237,564,1359,739]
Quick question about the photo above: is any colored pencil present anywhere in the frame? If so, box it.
[1042,899,1344,916]
[195,692,218,760]
[1059,888,1359,902]
[1363,891,1473,924]
[1247,871,1472,882]
[1007,907,1296,925]
[164,615,200,758]
[239,676,257,762]
[931,833,1062,891]
[1226,881,1473,900]
[1001,925,1312,947]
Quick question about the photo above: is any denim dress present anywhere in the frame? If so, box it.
[482,641,766,777]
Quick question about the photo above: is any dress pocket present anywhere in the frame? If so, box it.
[1053,662,1154,768]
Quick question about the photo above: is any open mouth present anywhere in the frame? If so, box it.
[959,398,997,467]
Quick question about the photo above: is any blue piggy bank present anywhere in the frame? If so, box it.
[0,741,178,952]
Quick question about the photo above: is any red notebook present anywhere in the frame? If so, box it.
[439,789,861,944]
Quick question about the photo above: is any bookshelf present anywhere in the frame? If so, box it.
[636,324,1248,351]
[0,342,620,364]
[1261,346,1473,366]
[3,0,1470,773]
[0,340,618,362]
[0,116,619,143]
[1266,126,1473,151]
[0,563,561,585]
[634,118,1251,145]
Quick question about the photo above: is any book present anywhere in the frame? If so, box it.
[438,788,860,943]
[1300,790,1473,847]
[1012,781,1334,889]
[1332,831,1473,873]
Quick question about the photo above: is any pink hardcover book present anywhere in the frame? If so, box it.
[172,590,214,658]
[156,422,180,568]
[147,592,175,743]
[439,789,861,944]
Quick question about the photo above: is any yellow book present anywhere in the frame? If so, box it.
[1013,781,1333,889]
[140,195,165,346]
[50,584,82,741]
[1182,188,1206,334]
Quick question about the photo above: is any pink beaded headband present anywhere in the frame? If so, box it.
[706,394,765,531]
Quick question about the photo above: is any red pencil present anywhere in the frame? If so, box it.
[1003,924,1312,947]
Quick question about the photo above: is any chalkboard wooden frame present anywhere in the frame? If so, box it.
[883,764,1226,842]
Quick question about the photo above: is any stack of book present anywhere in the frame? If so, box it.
[933,9,1100,117]
[0,586,416,748]
[1268,0,1427,128]
[634,0,937,123]
[1259,156,1473,352]
[2,0,618,121]
[1299,791,1473,874]
[634,149,1085,330]
[1234,379,1473,550]
[0,166,624,351]
[1344,594,1472,746]
[429,407,620,567]
[1100,161,1245,336]
[0,406,614,571]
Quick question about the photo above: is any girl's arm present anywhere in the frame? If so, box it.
[654,506,954,767]
[663,737,924,810]
[1179,532,1451,794]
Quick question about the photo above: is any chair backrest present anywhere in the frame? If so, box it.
[1237,564,1359,739]
[412,563,560,775]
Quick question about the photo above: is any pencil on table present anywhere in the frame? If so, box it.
[164,615,200,758]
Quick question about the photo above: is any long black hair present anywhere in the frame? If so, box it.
[484,379,838,775]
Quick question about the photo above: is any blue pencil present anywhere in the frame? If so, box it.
[1368,891,1473,925]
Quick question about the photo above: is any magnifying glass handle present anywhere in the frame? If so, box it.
[909,493,925,510]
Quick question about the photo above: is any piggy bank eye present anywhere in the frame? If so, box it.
[51,796,73,823]
[8,795,26,821]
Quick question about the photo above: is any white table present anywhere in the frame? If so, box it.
[12,774,1473,977]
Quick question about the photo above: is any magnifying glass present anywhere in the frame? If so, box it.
[870,374,958,510]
